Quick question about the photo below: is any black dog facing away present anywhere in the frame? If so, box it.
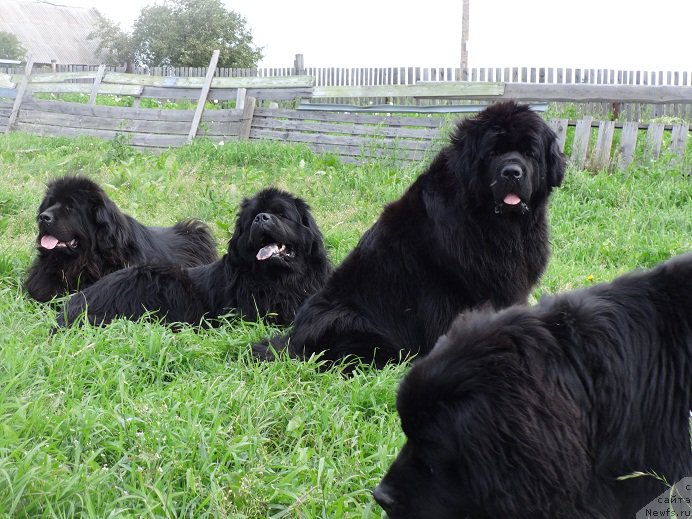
[56,187,332,327]
[374,252,692,519]
[254,101,566,367]
[25,176,217,302]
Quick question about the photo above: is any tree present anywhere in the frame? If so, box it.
[89,0,263,69]
[0,31,26,61]
[88,17,136,71]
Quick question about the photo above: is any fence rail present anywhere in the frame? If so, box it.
[3,60,691,121]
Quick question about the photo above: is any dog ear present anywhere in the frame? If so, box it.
[545,138,566,189]
[94,198,130,250]
[225,196,252,262]
[295,198,328,260]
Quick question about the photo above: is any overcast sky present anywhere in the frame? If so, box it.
[64,0,692,72]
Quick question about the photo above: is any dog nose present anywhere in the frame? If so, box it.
[38,211,53,224]
[373,484,396,511]
[254,213,271,224]
[501,164,523,179]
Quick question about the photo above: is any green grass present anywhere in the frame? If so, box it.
[0,132,690,518]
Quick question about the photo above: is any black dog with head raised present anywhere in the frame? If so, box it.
[25,176,217,302]
[56,188,331,327]
[254,101,565,367]
[375,253,692,519]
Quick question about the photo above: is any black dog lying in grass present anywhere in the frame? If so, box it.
[374,252,692,519]
[56,188,332,327]
[26,175,217,302]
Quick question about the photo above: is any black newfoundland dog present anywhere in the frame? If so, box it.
[25,176,217,302]
[56,187,332,327]
[254,101,565,367]
[374,253,692,519]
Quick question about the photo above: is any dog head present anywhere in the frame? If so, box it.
[448,101,565,216]
[374,308,589,518]
[228,187,327,274]
[35,176,129,256]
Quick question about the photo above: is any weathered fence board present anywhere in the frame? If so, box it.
[646,124,666,159]
[618,122,639,169]
[553,119,569,153]
[592,121,615,171]
[250,117,441,140]
[571,117,593,169]
[671,123,689,156]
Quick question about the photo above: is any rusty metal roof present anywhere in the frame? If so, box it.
[0,0,103,65]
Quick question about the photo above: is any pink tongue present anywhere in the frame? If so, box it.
[504,193,521,206]
[256,244,278,261]
[40,235,60,249]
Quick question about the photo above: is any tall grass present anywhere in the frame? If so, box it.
[0,132,690,517]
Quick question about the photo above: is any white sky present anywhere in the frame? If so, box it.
[63,0,692,71]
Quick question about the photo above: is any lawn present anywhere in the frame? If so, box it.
[0,131,690,518]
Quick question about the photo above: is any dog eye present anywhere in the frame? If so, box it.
[524,150,536,159]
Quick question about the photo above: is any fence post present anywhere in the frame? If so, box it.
[6,57,33,134]
[88,64,106,106]
[294,54,304,75]
[239,96,256,140]
[187,49,220,143]
[236,87,246,110]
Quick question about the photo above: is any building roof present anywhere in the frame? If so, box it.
[0,0,103,65]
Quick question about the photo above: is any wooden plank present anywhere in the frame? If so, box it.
[617,121,639,169]
[6,58,33,133]
[17,110,195,135]
[670,123,689,156]
[103,72,314,89]
[646,123,665,159]
[296,102,510,114]
[503,83,692,103]
[235,87,246,110]
[548,118,568,152]
[88,64,106,106]
[27,83,143,96]
[187,50,219,142]
[239,95,256,139]
[249,127,433,152]
[14,122,189,148]
[21,98,197,121]
[571,117,593,169]
[591,121,615,171]
[11,71,98,83]
[312,82,505,99]
[250,117,441,140]
[20,98,243,124]
[252,108,446,128]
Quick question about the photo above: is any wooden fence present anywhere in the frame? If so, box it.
[3,60,691,121]
[0,61,690,171]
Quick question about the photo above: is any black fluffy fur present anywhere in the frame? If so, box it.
[25,176,217,302]
[374,253,692,519]
[254,101,565,367]
[56,188,331,327]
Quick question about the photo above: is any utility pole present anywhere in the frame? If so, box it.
[460,0,469,81]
